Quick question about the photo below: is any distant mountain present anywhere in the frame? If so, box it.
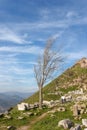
[3,91,33,99]
[0,92,33,113]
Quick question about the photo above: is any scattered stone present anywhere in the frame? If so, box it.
[82,119,87,127]
[80,104,86,109]
[80,109,84,114]
[61,96,66,103]
[18,116,24,120]
[73,105,79,116]
[65,95,72,102]
[4,115,12,119]
[47,109,56,114]
[58,119,74,129]
[29,104,35,109]
[34,112,38,116]
[74,116,79,120]
[79,116,82,120]
[57,107,66,112]
[70,125,82,130]
[43,100,55,108]
[7,126,16,130]
[50,114,55,118]
[34,102,39,108]
[17,102,29,111]
[27,112,34,116]
[23,112,34,116]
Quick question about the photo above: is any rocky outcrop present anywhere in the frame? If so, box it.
[77,58,87,68]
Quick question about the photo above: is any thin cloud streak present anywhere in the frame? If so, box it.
[0,10,87,44]
[0,46,43,54]
[0,1,87,92]
[66,51,87,60]
[0,27,31,44]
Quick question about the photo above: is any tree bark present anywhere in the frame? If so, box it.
[39,86,43,109]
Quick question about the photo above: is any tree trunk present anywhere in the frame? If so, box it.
[39,86,43,109]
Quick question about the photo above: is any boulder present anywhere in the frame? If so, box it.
[7,126,16,130]
[17,102,29,111]
[58,119,74,129]
[70,125,82,130]
[82,119,87,127]
[73,105,79,116]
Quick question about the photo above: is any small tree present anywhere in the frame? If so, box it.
[34,38,64,109]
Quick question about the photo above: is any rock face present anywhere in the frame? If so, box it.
[82,119,87,127]
[77,58,87,68]
[58,119,74,129]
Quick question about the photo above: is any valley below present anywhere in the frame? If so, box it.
[0,92,33,113]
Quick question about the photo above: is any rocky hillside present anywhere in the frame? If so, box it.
[0,57,87,130]
[26,57,87,103]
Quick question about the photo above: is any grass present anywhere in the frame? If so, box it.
[25,64,87,104]
[0,107,49,129]
[30,101,87,130]
[30,103,74,130]
[0,62,87,129]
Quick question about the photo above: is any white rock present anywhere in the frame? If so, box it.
[70,125,81,130]
[82,119,87,127]
[58,119,74,129]
[17,102,29,111]
[84,128,87,130]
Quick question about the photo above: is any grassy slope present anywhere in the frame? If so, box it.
[30,103,74,130]
[25,64,87,103]
[0,63,87,129]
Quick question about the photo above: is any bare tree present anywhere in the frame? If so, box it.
[34,38,64,109]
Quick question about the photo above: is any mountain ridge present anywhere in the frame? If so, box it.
[0,92,33,113]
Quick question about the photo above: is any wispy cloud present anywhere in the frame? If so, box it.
[66,51,87,60]
[0,26,31,44]
[0,45,43,54]
[66,11,79,18]
[0,1,87,92]
[0,9,87,44]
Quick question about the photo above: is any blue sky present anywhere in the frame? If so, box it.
[0,0,87,92]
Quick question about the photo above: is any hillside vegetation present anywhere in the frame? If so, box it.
[0,57,87,130]
[25,58,87,103]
